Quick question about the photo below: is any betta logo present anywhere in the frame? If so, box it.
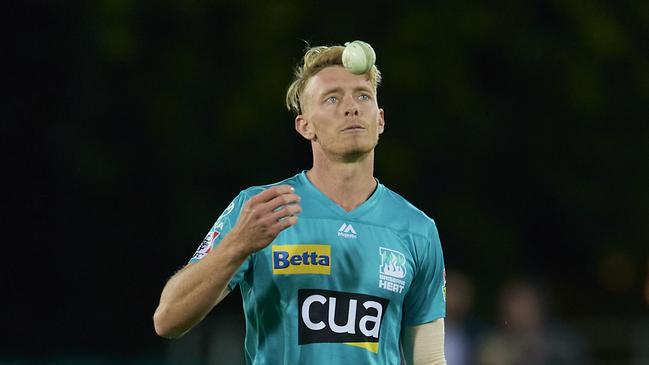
[298,289,389,353]
[272,245,331,275]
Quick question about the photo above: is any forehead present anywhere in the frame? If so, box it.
[304,66,374,97]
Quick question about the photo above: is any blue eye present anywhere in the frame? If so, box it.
[326,96,338,104]
[358,94,370,101]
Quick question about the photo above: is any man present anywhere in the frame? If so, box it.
[154,42,447,364]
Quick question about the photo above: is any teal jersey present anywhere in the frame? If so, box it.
[190,171,446,365]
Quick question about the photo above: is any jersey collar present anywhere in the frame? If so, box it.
[297,170,384,219]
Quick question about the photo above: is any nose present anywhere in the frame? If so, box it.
[343,95,359,117]
[345,108,359,117]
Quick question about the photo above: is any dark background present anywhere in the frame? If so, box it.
[4,0,648,364]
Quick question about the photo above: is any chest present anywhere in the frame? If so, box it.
[250,217,417,304]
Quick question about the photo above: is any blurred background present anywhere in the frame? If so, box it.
[4,0,648,364]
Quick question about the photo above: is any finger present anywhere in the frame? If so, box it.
[249,185,295,205]
[261,193,301,213]
[271,215,298,233]
[270,203,302,221]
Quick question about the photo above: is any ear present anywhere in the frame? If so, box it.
[378,108,385,135]
[295,115,315,140]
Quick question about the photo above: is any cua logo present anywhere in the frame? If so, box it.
[298,289,389,353]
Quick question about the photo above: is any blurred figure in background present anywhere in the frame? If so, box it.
[477,278,588,365]
[644,256,649,307]
[632,256,649,365]
[444,270,484,365]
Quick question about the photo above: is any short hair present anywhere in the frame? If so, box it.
[285,44,382,115]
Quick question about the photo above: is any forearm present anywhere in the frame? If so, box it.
[153,185,300,338]
[153,236,248,338]
[403,319,447,365]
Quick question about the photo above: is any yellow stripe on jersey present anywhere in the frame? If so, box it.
[345,342,379,353]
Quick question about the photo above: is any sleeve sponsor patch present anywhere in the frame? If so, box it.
[192,230,220,260]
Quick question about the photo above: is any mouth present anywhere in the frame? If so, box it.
[341,124,366,133]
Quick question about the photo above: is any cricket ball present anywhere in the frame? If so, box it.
[342,40,376,75]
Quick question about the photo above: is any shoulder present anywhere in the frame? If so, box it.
[238,172,303,199]
[378,185,439,238]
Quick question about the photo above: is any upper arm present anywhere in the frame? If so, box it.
[214,287,231,305]
[402,319,447,365]
[403,221,446,325]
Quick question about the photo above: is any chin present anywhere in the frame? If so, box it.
[338,144,376,162]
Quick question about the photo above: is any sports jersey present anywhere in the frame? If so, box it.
[190,171,446,365]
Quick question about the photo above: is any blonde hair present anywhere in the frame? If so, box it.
[285,45,382,115]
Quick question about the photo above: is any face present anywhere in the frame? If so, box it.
[295,66,385,162]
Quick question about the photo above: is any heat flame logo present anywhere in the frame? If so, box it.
[379,247,406,279]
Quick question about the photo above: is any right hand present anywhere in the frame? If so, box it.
[228,185,301,256]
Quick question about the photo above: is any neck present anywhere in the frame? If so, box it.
[307,148,377,212]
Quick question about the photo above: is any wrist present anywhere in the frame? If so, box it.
[217,229,253,262]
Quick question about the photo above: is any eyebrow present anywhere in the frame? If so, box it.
[319,86,374,98]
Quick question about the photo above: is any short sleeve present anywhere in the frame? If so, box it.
[402,220,446,326]
[188,191,251,290]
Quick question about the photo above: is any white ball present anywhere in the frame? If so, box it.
[342,40,376,75]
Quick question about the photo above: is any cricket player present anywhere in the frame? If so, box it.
[154,42,447,365]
